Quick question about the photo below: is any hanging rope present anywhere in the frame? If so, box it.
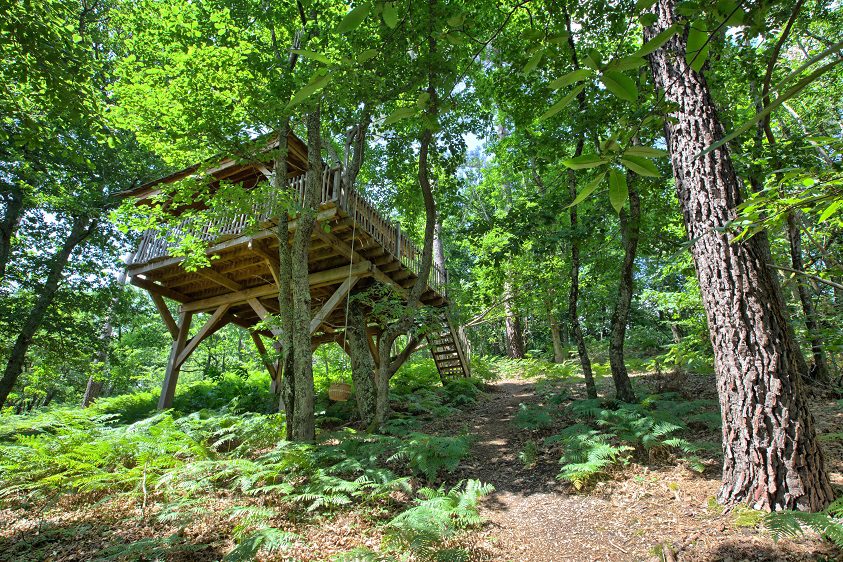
[338,180,360,384]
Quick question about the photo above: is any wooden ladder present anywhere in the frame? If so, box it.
[427,311,470,382]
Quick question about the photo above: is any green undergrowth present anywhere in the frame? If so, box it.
[0,361,491,560]
[764,496,843,548]
[530,391,720,490]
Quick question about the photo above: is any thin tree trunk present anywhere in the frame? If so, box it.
[549,310,565,364]
[503,278,525,359]
[645,0,833,511]
[83,265,128,407]
[608,179,640,402]
[274,122,296,437]
[288,107,322,442]
[0,186,24,285]
[565,11,597,399]
[0,215,96,408]
[787,212,830,382]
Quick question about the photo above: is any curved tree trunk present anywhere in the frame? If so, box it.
[0,215,96,409]
[608,180,640,403]
[645,0,833,511]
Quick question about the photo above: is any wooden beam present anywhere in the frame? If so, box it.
[368,333,381,367]
[148,292,179,340]
[196,268,243,291]
[248,241,280,286]
[158,311,193,409]
[181,261,372,313]
[130,275,188,302]
[247,297,283,337]
[127,207,338,277]
[250,332,278,382]
[175,304,231,368]
[309,274,361,334]
[314,229,407,297]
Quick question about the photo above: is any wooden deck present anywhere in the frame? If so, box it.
[126,157,448,343]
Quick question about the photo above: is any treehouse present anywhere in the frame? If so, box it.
[124,133,469,409]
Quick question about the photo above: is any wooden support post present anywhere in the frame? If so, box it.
[368,332,381,367]
[149,292,179,340]
[309,274,361,334]
[175,304,231,369]
[250,332,278,388]
[158,311,193,409]
[248,241,280,286]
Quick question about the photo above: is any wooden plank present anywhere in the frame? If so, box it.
[149,292,179,340]
[158,311,193,409]
[196,268,243,291]
[127,207,338,277]
[175,304,231,368]
[314,229,407,297]
[130,275,188,302]
[309,274,361,334]
[181,262,372,313]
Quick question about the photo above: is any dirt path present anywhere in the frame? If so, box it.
[437,378,839,562]
[448,379,642,562]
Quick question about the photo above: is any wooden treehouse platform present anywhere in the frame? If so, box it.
[125,133,469,408]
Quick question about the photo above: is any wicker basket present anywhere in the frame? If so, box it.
[328,382,351,402]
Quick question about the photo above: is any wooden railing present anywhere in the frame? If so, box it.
[130,167,448,296]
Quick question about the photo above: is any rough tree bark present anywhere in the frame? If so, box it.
[608,178,640,402]
[548,304,565,364]
[273,121,297,438]
[0,214,97,408]
[288,107,322,442]
[645,0,834,510]
[346,299,377,427]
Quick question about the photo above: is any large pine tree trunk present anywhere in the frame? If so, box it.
[0,215,95,408]
[608,180,640,402]
[645,0,833,510]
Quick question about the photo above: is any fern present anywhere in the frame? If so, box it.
[386,480,494,559]
[765,496,843,548]
[223,527,299,561]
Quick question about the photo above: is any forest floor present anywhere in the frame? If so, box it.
[426,371,843,562]
[1,365,841,561]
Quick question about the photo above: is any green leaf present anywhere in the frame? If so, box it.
[609,169,629,213]
[539,84,586,121]
[547,69,592,90]
[607,56,648,72]
[383,106,417,126]
[620,155,660,176]
[356,49,379,63]
[686,21,709,72]
[566,172,606,208]
[547,32,571,45]
[291,49,331,65]
[285,72,331,110]
[416,92,430,109]
[636,24,681,56]
[639,13,657,26]
[447,14,465,27]
[623,146,668,158]
[601,70,638,102]
[337,3,370,34]
[635,0,657,10]
[524,49,544,74]
[582,49,603,71]
[382,2,398,28]
[562,154,610,170]
[818,200,841,222]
